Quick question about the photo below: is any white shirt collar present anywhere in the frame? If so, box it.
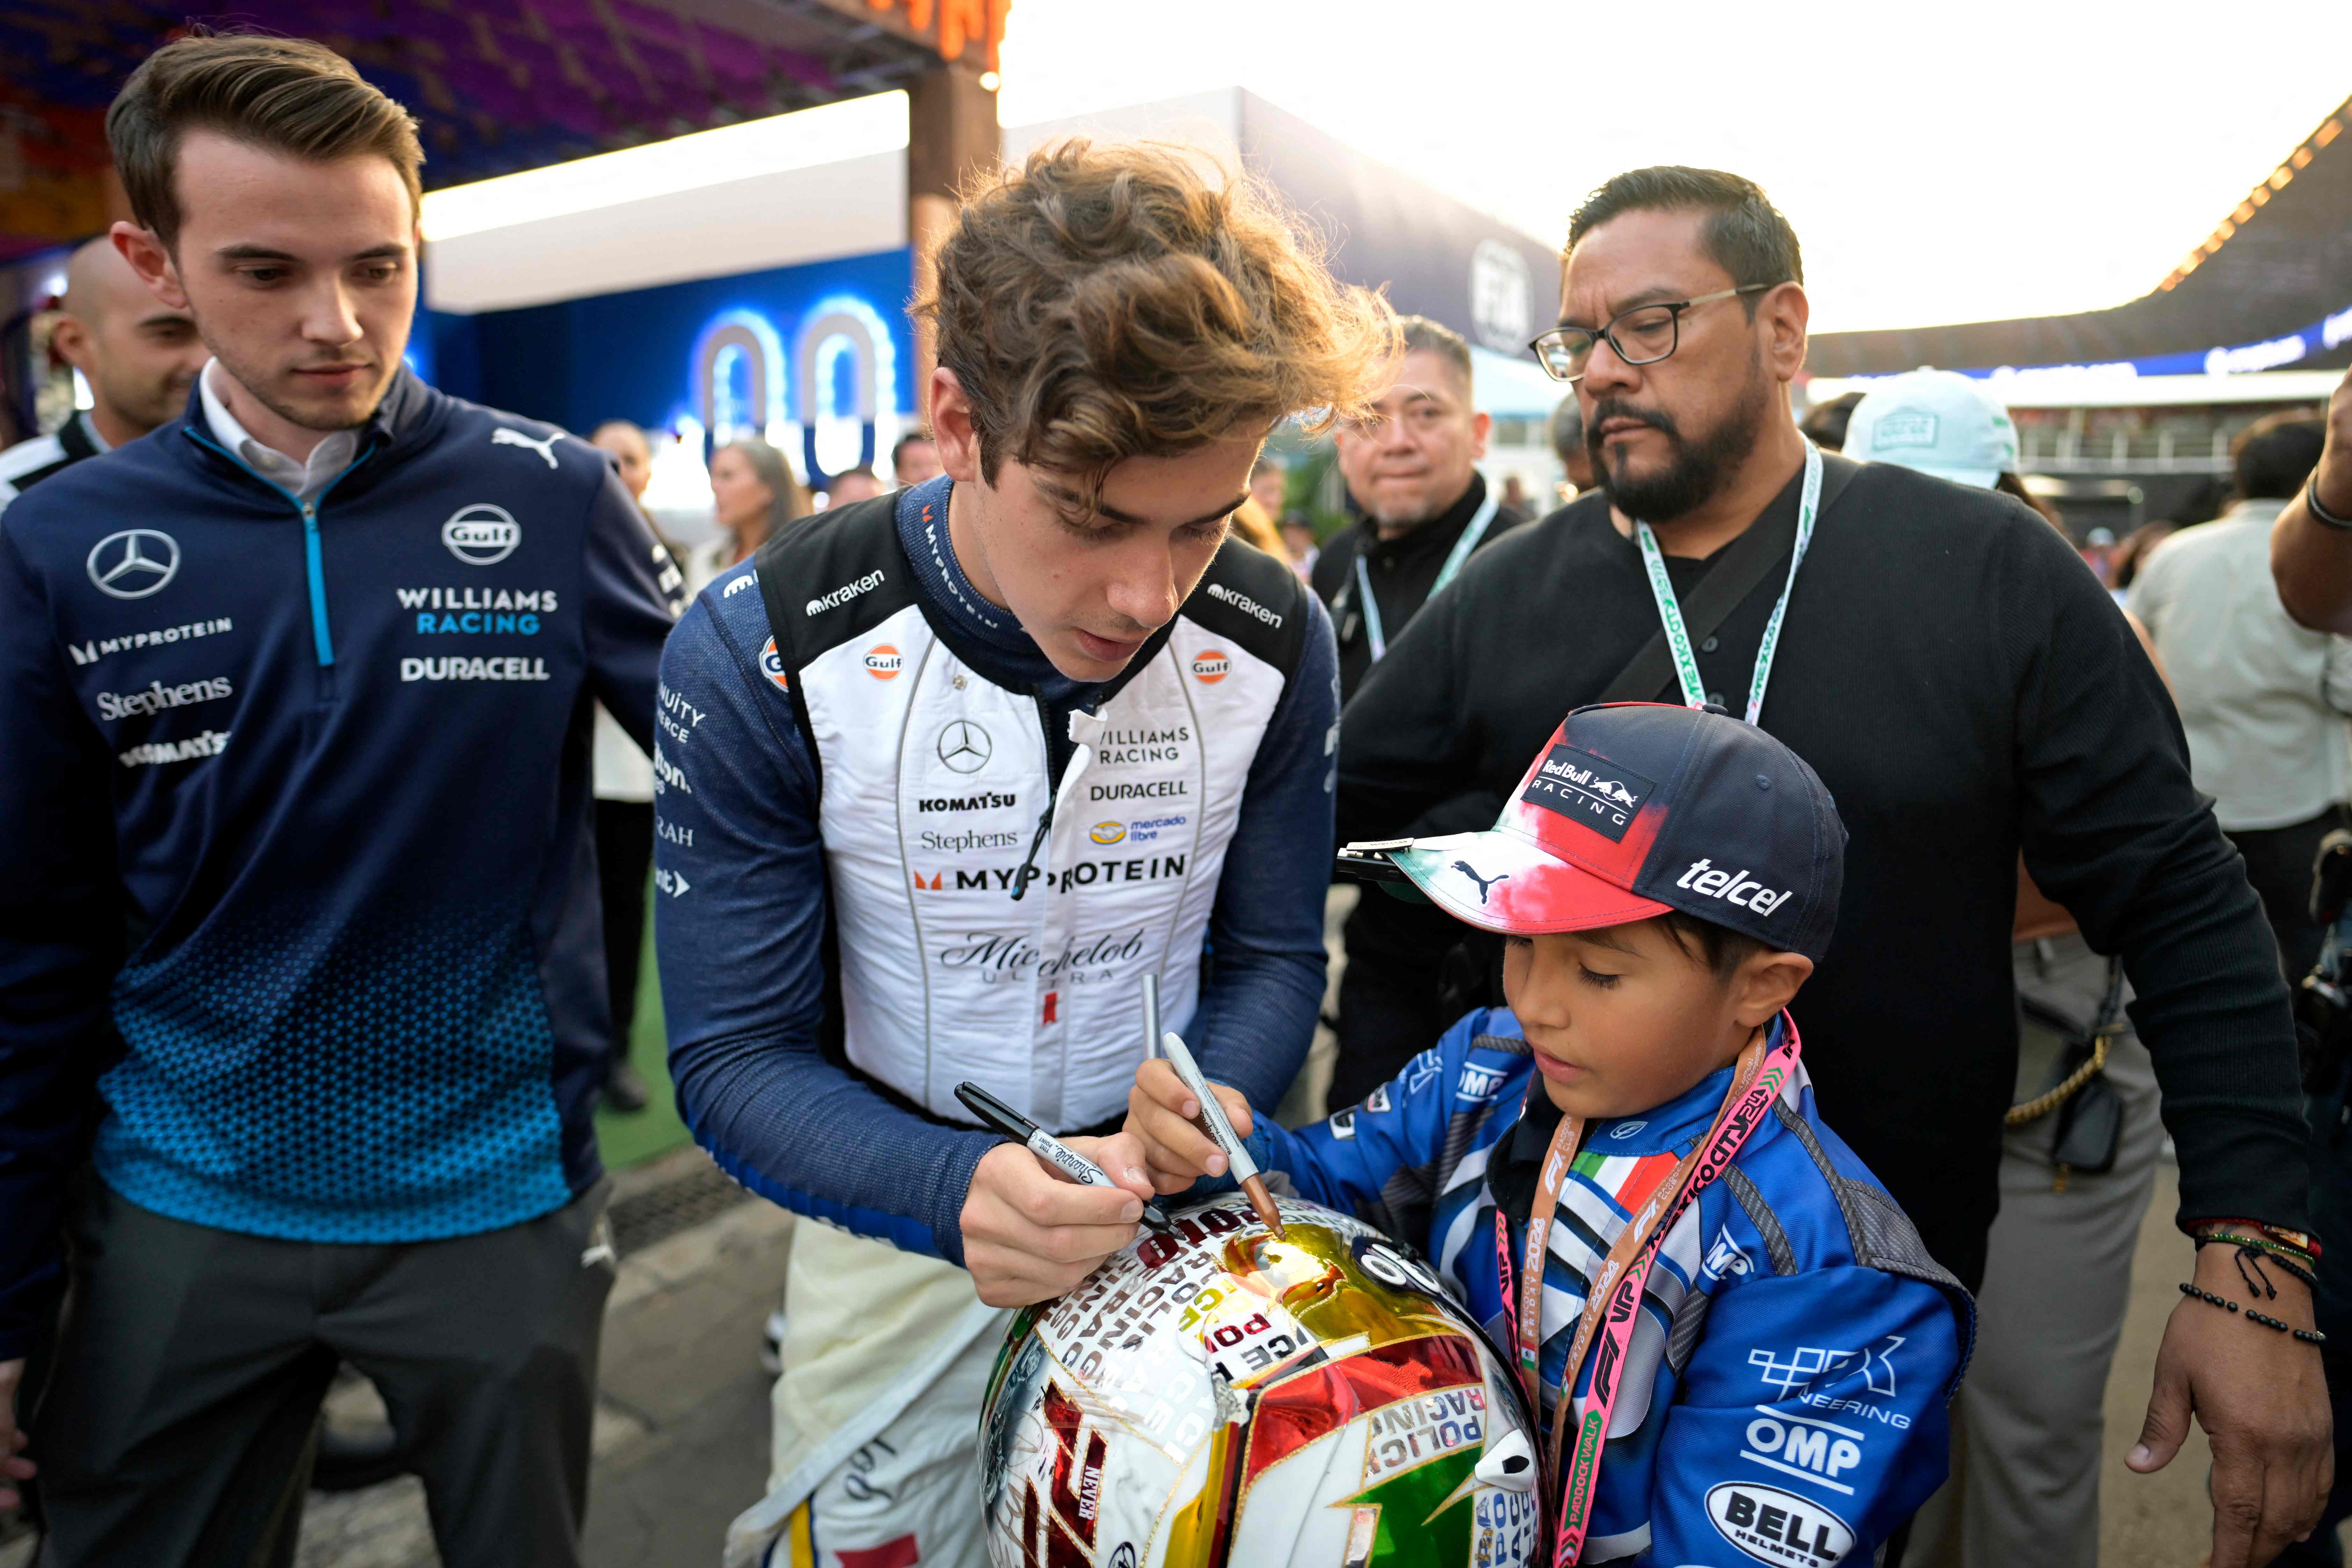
[200,359,360,505]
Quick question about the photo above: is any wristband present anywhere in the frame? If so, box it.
[2312,471,2352,531]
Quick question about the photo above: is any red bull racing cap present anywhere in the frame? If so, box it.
[1340,702,1846,961]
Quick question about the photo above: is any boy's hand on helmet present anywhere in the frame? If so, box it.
[1125,1057,1254,1194]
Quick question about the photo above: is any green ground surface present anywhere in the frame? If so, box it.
[593,887,693,1170]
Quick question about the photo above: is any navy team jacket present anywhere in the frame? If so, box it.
[1231,1008,1975,1564]
[0,369,682,1358]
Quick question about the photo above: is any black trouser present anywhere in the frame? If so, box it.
[594,799,653,1062]
[2227,805,2344,983]
[31,1178,613,1568]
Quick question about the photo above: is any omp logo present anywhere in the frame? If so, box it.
[1704,1225,1753,1282]
[1457,1064,1505,1102]
[87,529,180,600]
[723,571,758,597]
[759,636,789,692]
[490,426,561,468]
[96,674,233,721]
[1190,649,1230,684]
[1676,859,1794,917]
[1739,1412,1865,1496]
[864,644,903,679]
[1707,1481,1855,1564]
[119,728,229,768]
[1090,821,1126,845]
[1205,581,1283,627]
[805,570,884,616]
[441,505,521,565]
[67,616,232,666]
[1749,1338,1902,1402]
[1866,411,1938,452]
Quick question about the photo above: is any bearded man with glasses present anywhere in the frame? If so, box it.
[1335,164,2329,1566]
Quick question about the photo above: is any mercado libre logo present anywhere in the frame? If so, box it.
[1190,649,1230,684]
[1090,821,1126,845]
[864,643,903,679]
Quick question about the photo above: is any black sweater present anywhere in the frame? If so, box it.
[1337,461,2308,1289]
[1311,472,1527,703]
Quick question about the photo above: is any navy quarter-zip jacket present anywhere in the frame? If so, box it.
[0,369,682,1357]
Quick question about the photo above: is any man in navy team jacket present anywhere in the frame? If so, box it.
[0,36,679,1568]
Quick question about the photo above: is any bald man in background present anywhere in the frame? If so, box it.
[0,235,206,511]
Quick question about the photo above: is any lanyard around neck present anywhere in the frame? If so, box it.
[1353,486,1502,663]
[1511,1018,1802,1565]
[1632,441,1822,727]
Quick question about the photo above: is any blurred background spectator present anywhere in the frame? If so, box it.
[1797,386,1865,452]
[1547,391,1593,503]
[585,418,663,1114]
[890,431,942,489]
[823,466,885,507]
[1248,455,1286,519]
[2131,410,2345,980]
[0,236,204,511]
[1278,512,1318,579]
[686,436,807,597]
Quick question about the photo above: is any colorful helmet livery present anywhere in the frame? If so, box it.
[980,1194,1541,1568]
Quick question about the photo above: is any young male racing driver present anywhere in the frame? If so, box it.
[654,142,1396,1567]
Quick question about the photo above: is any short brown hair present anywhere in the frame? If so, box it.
[915,140,1397,495]
[109,32,425,253]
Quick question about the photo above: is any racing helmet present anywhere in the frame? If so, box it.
[980,1193,1542,1567]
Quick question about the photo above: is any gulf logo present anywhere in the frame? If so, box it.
[759,636,789,693]
[1090,821,1127,845]
[1190,648,1231,684]
[864,643,903,679]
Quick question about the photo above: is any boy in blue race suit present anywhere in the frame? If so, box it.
[1120,701,1974,1564]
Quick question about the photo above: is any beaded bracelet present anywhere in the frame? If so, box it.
[2196,1235,2320,1291]
[2179,1282,2328,1344]
[2192,1222,2321,1265]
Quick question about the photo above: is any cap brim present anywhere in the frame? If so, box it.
[1389,830,1673,936]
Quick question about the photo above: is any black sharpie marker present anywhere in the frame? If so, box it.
[954,1081,1174,1235]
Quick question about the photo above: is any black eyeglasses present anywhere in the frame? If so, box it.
[1528,282,1787,383]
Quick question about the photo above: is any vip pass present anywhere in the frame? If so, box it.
[1635,440,1823,726]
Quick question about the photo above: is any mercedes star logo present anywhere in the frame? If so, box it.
[87,529,182,600]
[937,719,992,774]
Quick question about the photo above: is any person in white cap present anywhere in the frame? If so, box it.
[1847,366,2168,1568]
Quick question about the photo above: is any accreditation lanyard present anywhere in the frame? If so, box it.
[1502,1017,1803,1565]
[1632,441,1822,727]
[1353,487,1501,664]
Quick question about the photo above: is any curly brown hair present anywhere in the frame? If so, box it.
[915,139,1398,498]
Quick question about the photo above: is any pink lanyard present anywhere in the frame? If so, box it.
[1507,1015,1803,1565]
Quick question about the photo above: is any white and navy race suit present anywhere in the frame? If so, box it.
[656,476,1339,1257]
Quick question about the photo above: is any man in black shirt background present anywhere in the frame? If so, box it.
[1312,315,1526,1108]
[0,235,205,512]
[1340,166,2327,1566]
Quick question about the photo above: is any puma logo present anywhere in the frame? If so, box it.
[491,426,562,469]
[1453,861,1509,903]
